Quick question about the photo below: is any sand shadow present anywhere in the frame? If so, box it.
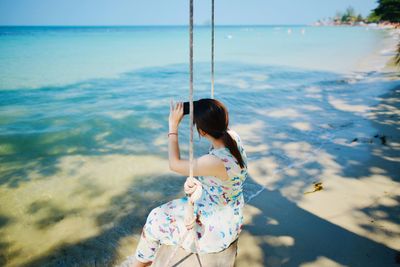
[16,173,185,267]
[242,179,399,267]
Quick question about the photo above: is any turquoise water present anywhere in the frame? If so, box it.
[0,26,398,266]
[0,26,384,90]
[0,26,390,161]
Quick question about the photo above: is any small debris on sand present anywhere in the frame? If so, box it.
[304,181,323,194]
[380,135,387,145]
[374,134,388,145]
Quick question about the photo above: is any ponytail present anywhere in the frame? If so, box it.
[193,98,245,169]
[221,131,245,169]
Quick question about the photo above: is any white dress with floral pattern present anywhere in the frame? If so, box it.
[134,130,248,262]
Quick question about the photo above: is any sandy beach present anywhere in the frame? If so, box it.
[237,85,400,266]
[234,31,400,266]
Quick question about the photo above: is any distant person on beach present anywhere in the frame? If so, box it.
[131,98,248,267]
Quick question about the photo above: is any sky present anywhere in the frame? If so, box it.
[0,0,378,26]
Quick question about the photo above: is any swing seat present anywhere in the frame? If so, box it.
[152,239,238,267]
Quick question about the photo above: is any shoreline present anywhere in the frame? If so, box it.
[354,28,399,74]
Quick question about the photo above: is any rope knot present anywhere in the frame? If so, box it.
[184,177,203,204]
[184,177,203,230]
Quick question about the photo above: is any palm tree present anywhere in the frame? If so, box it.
[374,0,400,23]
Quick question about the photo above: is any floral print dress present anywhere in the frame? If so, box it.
[134,130,248,262]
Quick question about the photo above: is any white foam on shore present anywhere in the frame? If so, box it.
[354,28,399,74]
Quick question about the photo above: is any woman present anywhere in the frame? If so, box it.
[132,98,248,267]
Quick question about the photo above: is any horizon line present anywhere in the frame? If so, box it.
[0,24,311,27]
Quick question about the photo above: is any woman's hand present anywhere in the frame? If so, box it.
[169,100,184,132]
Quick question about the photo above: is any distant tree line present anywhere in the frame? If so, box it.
[333,6,364,24]
[332,0,400,24]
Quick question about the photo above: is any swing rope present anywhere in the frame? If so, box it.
[165,0,215,265]
[183,0,203,264]
[188,0,194,184]
[211,0,215,99]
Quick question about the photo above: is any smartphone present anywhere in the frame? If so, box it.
[183,101,198,115]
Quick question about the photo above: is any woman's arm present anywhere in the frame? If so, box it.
[168,101,228,180]
[170,152,228,179]
[168,100,183,171]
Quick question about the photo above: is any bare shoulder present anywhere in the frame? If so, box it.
[196,154,229,181]
[197,154,224,166]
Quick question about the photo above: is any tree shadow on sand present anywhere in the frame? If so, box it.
[234,77,400,266]
[16,173,185,267]
[0,215,21,266]
[241,179,399,267]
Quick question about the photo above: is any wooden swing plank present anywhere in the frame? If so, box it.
[152,239,238,267]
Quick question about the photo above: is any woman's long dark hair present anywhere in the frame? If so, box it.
[193,98,245,169]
